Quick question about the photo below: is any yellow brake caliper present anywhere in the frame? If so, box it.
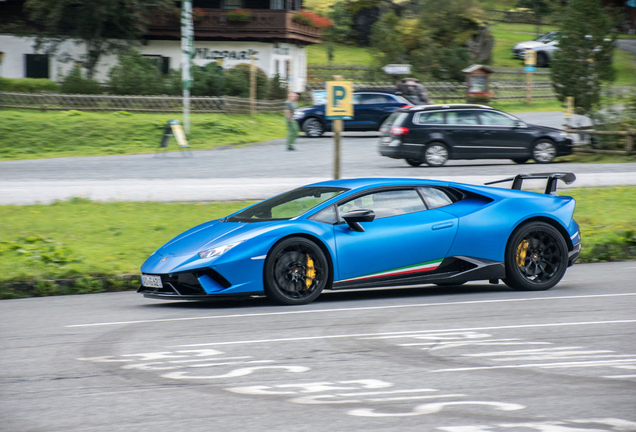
[516,240,529,267]
[305,255,316,288]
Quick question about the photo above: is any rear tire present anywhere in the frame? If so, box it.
[424,142,449,167]
[503,222,568,291]
[264,237,330,305]
[532,140,557,164]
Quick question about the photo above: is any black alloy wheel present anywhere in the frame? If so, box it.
[264,237,330,305]
[301,118,325,137]
[503,221,568,291]
[406,158,422,167]
[424,142,449,167]
[532,139,557,163]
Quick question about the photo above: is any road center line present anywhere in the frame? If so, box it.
[66,292,636,328]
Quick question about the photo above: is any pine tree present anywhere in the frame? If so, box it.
[550,0,616,114]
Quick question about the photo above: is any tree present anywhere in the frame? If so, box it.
[24,0,175,78]
[550,0,616,115]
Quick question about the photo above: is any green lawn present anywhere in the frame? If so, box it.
[0,110,287,161]
[1,187,635,298]
[306,43,375,66]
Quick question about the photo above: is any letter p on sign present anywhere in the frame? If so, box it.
[326,81,353,120]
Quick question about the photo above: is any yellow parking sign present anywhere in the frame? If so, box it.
[326,81,353,120]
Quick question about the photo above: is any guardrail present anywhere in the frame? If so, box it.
[0,93,286,114]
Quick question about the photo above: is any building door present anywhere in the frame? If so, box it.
[25,54,49,79]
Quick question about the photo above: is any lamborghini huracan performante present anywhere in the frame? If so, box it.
[139,173,581,305]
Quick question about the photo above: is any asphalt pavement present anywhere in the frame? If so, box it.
[0,110,634,205]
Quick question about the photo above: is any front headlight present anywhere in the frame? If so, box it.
[198,241,244,259]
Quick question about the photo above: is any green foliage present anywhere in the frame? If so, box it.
[0,78,60,93]
[268,73,288,100]
[107,51,166,95]
[60,66,102,95]
[550,0,616,114]
[23,0,175,78]
[0,110,287,161]
[223,63,270,99]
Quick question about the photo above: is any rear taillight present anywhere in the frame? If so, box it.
[401,105,413,108]
[390,126,409,136]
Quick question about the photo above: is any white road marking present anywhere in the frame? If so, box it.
[66,292,636,328]
[431,358,636,372]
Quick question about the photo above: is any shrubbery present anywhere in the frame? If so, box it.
[0,78,60,93]
[60,66,102,94]
[107,51,166,95]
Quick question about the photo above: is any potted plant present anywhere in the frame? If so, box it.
[192,7,206,22]
[226,9,252,23]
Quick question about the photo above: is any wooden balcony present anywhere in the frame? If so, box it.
[147,10,322,45]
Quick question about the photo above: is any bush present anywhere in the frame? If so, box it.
[60,66,102,94]
[268,73,288,100]
[223,63,270,99]
[107,51,165,95]
[0,78,60,93]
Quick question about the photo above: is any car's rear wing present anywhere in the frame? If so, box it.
[485,172,576,195]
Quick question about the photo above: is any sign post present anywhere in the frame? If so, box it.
[250,54,256,117]
[181,0,194,134]
[565,96,574,127]
[325,78,353,180]
[525,49,536,105]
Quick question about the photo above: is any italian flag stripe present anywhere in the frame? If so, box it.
[341,259,443,283]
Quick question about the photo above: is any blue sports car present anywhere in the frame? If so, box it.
[139,173,581,305]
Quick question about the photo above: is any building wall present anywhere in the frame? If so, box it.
[0,35,307,92]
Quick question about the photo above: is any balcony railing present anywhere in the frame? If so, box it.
[148,10,322,44]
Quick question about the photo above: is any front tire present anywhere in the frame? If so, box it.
[503,222,568,291]
[264,237,330,305]
[301,118,325,138]
[406,158,422,167]
[537,52,549,67]
[532,140,557,163]
[511,158,528,164]
[424,142,449,167]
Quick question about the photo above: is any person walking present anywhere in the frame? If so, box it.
[284,91,299,151]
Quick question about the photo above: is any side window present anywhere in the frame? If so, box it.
[478,111,517,127]
[415,111,444,125]
[446,110,479,125]
[358,94,385,104]
[418,187,455,209]
[352,94,361,104]
[338,189,426,220]
[310,205,337,224]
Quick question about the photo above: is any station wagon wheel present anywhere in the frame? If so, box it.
[424,142,449,167]
[264,237,329,305]
[503,222,568,291]
[301,118,324,137]
[406,158,422,167]
[532,140,557,163]
[536,52,549,67]
[511,158,528,164]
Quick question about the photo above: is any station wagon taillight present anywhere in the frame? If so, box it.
[390,126,409,135]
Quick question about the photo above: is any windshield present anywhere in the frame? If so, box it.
[535,31,558,42]
[226,187,348,222]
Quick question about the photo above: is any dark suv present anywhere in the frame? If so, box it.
[294,90,412,137]
[379,104,573,167]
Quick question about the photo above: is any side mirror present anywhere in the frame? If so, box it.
[515,120,527,128]
[342,209,375,232]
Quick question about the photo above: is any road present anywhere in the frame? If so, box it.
[0,110,634,205]
[1,261,635,431]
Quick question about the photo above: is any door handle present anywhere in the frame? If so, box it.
[432,222,454,231]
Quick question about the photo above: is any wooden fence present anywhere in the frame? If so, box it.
[0,93,286,114]
[565,126,635,155]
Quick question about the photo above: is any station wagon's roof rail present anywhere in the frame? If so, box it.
[485,172,576,195]
[411,104,494,111]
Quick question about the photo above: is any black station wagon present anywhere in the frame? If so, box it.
[378,104,573,167]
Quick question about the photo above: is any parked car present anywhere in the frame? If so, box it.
[294,90,413,137]
[138,175,580,305]
[512,31,560,67]
[378,104,573,167]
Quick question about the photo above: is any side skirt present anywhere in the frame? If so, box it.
[331,256,505,290]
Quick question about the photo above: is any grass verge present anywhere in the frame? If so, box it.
[1,188,635,299]
[0,110,287,161]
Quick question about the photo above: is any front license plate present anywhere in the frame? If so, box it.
[141,274,163,288]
